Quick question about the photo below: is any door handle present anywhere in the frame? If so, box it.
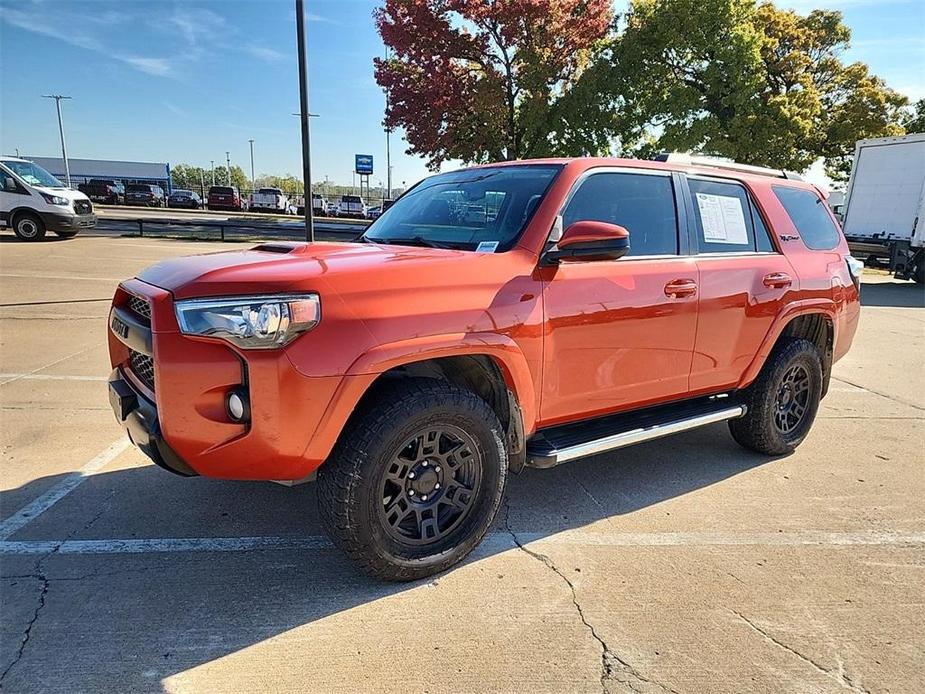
[664,278,697,298]
[763,272,792,289]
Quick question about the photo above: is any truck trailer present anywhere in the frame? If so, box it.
[841,133,925,283]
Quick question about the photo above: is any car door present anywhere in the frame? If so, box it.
[685,176,797,393]
[540,169,699,425]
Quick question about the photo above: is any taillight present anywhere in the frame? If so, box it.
[845,255,863,291]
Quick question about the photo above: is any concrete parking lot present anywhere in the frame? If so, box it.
[1,232,923,693]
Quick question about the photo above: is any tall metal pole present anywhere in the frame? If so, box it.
[211,160,215,185]
[384,49,392,200]
[43,95,72,187]
[225,151,231,185]
[248,139,256,193]
[295,0,314,242]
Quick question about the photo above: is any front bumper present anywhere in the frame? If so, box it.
[107,279,346,480]
[109,369,198,476]
[38,211,97,231]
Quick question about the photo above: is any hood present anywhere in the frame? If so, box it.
[34,185,90,203]
[137,241,482,300]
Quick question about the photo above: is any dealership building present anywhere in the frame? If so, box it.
[18,156,172,191]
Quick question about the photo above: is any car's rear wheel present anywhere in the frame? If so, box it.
[317,378,508,581]
[12,212,46,241]
[729,338,823,455]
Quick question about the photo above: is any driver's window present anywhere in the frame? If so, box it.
[563,172,679,256]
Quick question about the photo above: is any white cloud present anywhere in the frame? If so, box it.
[245,45,287,63]
[118,56,173,77]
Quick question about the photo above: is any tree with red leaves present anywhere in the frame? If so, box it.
[374,0,614,170]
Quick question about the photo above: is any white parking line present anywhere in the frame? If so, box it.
[0,373,108,382]
[1,529,922,555]
[0,439,131,540]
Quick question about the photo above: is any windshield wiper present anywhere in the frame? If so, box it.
[376,235,459,250]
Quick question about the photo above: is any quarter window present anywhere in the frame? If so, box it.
[772,185,840,250]
[562,173,679,256]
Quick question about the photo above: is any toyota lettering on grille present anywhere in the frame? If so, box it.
[111,314,129,339]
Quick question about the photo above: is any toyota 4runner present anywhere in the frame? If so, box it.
[107,155,862,580]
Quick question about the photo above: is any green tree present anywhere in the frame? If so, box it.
[606,0,907,176]
[902,98,925,134]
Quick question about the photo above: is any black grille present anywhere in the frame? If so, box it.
[129,350,155,392]
[127,295,151,322]
[73,199,93,215]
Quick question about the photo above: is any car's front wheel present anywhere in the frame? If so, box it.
[12,212,46,241]
[318,378,508,581]
[729,338,823,455]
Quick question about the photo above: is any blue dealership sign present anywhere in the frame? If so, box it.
[355,154,373,175]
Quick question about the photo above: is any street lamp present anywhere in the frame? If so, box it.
[225,151,231,185]
[211,160,215,185]
[295,0,314,242]
[42,95,72,187]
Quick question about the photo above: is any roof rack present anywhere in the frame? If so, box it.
[654,152,803,181]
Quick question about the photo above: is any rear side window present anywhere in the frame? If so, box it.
[687,179,753,253]
[562,172,678,256]
[772,186,841,250]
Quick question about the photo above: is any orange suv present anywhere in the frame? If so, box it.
[107,155,862,580]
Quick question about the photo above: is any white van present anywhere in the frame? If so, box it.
[0,157,97,240]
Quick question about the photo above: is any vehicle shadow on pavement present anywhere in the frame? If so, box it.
[859,279,925,308]
[0,423,778,692]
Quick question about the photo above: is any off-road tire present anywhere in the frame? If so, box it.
[729,338,823,455]
[317,378,508,581]
[54,230,79,239]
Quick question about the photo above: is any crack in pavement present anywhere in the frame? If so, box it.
[731,610,871,694]
[503,499,679,694]
[830,376,925,412]
[0,492,115,686]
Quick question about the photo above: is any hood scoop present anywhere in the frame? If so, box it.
[251,241,307,254]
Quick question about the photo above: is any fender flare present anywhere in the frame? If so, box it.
[303,332,538,465]
[737,299,838,389]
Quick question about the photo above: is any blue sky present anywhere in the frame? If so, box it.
[0,0,922,190]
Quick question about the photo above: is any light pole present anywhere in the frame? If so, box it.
[210,160,215,185]
[225,151,231,185]
[42,95,72,187]
[295,0,314,242]
[248,139,255,193]
[384,48,392,200]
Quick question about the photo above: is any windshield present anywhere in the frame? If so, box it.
[1,160,64,188]
[363,164,562,251]
[127,184,151,192]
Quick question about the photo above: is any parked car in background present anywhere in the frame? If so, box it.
[1,156,96,240]
[207,186,244,211]
[125,183,166,207]
[106,154,862,580]
[168,189,202,209]
[338,194,366,218]
[326,201,339,216]
[248,187,290,214]
[367,205,381,220]
[78,179,124,205]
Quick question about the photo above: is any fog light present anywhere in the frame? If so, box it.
[226,389,250,423]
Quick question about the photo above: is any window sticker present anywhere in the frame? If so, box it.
[475,240,500,253]
[696,193,749,245]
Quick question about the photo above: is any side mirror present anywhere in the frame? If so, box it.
[544,220,630,264]
[3,176,17,192]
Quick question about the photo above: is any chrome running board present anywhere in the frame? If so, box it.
[526,398,746,468]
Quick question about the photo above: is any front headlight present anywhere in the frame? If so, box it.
[175,294,321,349]
[39,192,69,206]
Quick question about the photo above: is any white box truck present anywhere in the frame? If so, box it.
[841,133,925,283]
